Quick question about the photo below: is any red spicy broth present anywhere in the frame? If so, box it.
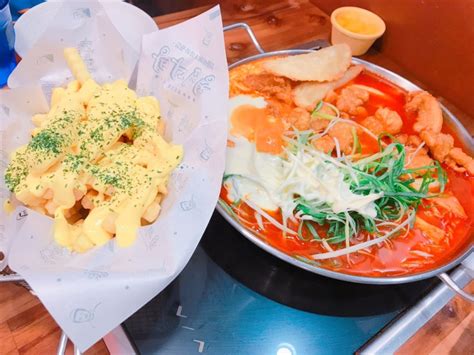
[222,67,474,277]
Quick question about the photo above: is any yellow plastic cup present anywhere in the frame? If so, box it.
[330,7,386,56]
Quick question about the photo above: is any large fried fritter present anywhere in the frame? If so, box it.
[262,44,351,82]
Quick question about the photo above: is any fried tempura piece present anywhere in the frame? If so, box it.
[335,85,369,116]
[286,107,311,130]
[292,65,364,111]
[420,131,454,162]
[262,44,351,82]
[362,107,403,136]
[446,148,474,175]
[325,90,339,103]
[376,107,403,134]
[243,73,293,104]
[327,122,355,154]
[405,91,443,133]
[419,131,474,175]
[312,135,335,153]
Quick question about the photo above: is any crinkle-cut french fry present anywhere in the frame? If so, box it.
[78,79,101,106]
[50,87,65,108]
[42,188,53,199]
[32,113,48,127]
[64,47,91,85]
[6,47,182,253]
[81,194,94,210]
[31,127,41,137]
[16,189,44,207]
[158,184,168,195]
[104,186,115,196]
[73,188,85,201]
[143,201,161,223]
[66,80,81,92]
[63,202,81,219]
[157,120,165,135]
[63,208,73,219]
[45,200,58,216]
[102,212,117,234]
[73,233,95,253]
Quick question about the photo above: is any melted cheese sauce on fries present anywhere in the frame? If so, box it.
[5,48,183,252]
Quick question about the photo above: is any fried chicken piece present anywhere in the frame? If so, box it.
[376,107,403,134]
[420,130,454,162]
[292,65,364,111]
[407,134,423,147]
[311,118,330,132]
[361,116,384,136]
[405,91,443,134]
[328,122,355,154]
[324,90,339,103]
[310,105,336,132]
[396,134,428,154]
[336,85,369,116]
[286,107,311,130]
[419,131,474,174]
[312,135,335,153]
[362,107,403,136]
[244,73,293,104]
[395,133,408,144]
[446,148,474,175]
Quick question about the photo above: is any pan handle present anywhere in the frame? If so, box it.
[438,252,474,302]
[223,23,265,54]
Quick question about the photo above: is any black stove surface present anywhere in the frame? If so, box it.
[203,212,438,317]
[124,212,439,354]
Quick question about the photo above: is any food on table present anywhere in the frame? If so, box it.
[335,9,380,35]
[4,48,183,252]
[262,44,351,81]
[222,47,473,276]
[292,65,364,111]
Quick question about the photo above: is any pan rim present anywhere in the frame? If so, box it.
[220,49,473,284]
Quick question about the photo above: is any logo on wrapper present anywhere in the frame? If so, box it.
[152,46,171,73]
[39,243,70,264]
[142,227,160,251]
[151,45,216,99]
[180,195,195,211]
[70,302,101,324]
[78,39,96,73]
[36,54,54,65]
[202,29,213,46]
[41,81,56,103]
[83,269,109,280]
[200,140,213,161]
[16,209,28,220]
[192,75,215,96]
[73,8,91,19]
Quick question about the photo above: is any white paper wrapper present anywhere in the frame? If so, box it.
[0,2,228,351]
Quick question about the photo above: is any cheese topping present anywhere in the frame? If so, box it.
[4,49,183,252]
